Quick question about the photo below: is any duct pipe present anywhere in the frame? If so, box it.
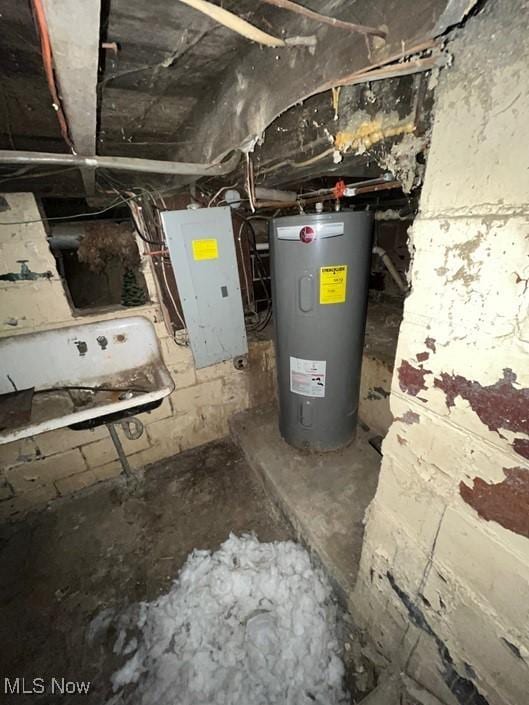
[372,245,408,293]
[0,150,241,176]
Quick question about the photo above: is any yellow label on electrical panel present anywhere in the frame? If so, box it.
[192,238,219,261]
[320,265,347,304]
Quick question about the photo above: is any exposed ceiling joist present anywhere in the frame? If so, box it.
[41,0,101,193]
[0,0,477,198]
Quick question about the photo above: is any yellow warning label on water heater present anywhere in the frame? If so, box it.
[192,238,219,261]
[320,265,347,304]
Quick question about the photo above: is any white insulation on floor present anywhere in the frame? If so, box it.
[107,534,349,705]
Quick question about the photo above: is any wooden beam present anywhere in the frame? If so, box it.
[42,0,101,195]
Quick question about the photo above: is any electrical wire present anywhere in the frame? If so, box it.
[92,172,188,344]
[133,191,189,343]
[143,193,187,333]
[0,165,81,186]
[239,217,273,332]
[245,153,257,213]
[130,204,165,246]
[0,170,213,226]
[257,146,335,177]
[98,171,164,248]
[237,220,255,318]
[160,257,188,342]
[1,166,242,226]
[0,191,143,226]
[208,183,237,207]
[245,214,272,222]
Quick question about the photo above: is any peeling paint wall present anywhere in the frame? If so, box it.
[354,2,529,704]
[0,194,276,521]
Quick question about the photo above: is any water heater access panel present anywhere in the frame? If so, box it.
[161,207,248,368]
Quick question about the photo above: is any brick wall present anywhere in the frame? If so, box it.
[353,2,529,704]
[0,193,275,521]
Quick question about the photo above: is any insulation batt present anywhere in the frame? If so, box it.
[106,534,348,705]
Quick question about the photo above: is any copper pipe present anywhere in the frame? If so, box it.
[143,249,168,257]
[254,180,401,209]
[259,0,386,38]
[353,181,401,195]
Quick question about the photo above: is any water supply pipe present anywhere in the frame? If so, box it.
[0,150,241,176]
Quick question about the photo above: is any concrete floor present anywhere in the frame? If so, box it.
[0,412,383,704]
[0,439,293,704]
[231,406,382,606]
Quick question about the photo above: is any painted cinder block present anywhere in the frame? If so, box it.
[35,426,107,457]
[0,437,41,469]
[422,574,529,705]
[406,633,459,705]
[432,505,529,630]
[80,438,117,469]
[81,428,151,469]
[356,504,436,602]
[385,405,527,490]
[127,443,176,472]
[144,413,193,459]
[170,378,224,413]
[370,456,448,550]
[0,281,73,332]
[55,469,99,496]
[160,337,197,389]
[6,449,87,493]
[356,5,529,702]
[400,218,529,360]
[92,460,122,482]
[140,397,173,424]
[420,47,529,216]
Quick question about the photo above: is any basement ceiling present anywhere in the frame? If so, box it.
[99,0,280,160]
[0,0,476,197]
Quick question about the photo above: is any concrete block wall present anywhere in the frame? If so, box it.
[354,2,529,705]
[0,193,276,521]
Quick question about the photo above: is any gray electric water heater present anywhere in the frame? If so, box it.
[270,210,373,451]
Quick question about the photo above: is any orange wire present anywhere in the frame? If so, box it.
[31,0,76,153]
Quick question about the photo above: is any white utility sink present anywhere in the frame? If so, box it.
[0,316,174,444]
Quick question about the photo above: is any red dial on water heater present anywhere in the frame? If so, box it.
[299,225,315,243]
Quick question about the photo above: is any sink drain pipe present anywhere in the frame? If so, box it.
[372,245,408,293]
[106,417,144,477]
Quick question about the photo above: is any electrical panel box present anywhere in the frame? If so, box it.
[161,207,248,369]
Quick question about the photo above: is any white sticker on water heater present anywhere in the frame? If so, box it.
[290,356,326,398]
[277,222,344,241]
